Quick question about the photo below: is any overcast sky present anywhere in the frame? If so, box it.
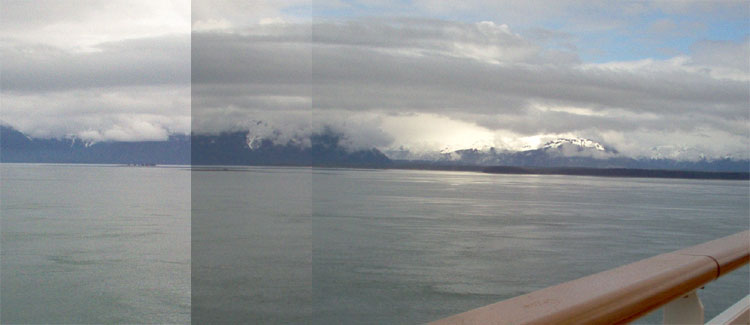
[1,0,191,141]
[2,1,749,159]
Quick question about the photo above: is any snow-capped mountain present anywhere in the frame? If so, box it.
[390,137,622,167]
[387,138,615,162]
[538,138,609,152]
[433,137,617,164]
[382,136,747,172]
[531,138,617,159]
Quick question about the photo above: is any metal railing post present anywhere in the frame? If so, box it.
[663,290,704,324]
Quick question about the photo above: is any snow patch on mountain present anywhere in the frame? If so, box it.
[539,138,608,151]
[529,138,617,159]
[648,145,708,161]
[69,137,97,148]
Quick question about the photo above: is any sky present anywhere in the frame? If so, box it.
[1,0,191,141]
[2,1,749,160]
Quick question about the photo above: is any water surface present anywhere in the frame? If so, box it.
[191,167,312,324]
[311,168,749,324]
[1,164,190,324]
[3,165,747,324]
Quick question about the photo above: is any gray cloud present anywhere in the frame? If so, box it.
[1,1,190,142]
[191,18,748,159]
[2,35,190,92]
[2,86,190,141]
[1,35,191,142]
[690,37,750,79]
[4,1,747,159]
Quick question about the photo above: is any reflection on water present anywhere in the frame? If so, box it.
[312,168,749,324]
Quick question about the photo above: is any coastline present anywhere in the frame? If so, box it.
[3,162,748,180]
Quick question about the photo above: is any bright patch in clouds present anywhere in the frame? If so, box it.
[380,114,496,153]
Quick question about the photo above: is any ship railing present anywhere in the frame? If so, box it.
[430,230,749,325]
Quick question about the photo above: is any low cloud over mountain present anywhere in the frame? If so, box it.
[2,125,746,172]
[2,1,747,164]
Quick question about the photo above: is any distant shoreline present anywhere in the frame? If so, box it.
[190,163,749,180]
[481,166,750,180]
[3,162,748,180]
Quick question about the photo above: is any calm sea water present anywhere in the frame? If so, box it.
[3,165,748,324]
[310,168,749,324]
[1,164,190,324]
[192,167,312,324]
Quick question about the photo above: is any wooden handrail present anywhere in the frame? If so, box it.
[430,231,750,325]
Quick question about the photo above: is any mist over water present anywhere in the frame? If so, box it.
[1,164,190,324]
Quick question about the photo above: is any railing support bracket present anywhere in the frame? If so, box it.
[663,290,703,324]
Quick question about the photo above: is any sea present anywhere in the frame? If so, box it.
[2,164,749,324]
[1,164,191,324]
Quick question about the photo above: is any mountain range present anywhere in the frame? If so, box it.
[1,125,747,172]
[1,125,191,165]
[1,125,389,167]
